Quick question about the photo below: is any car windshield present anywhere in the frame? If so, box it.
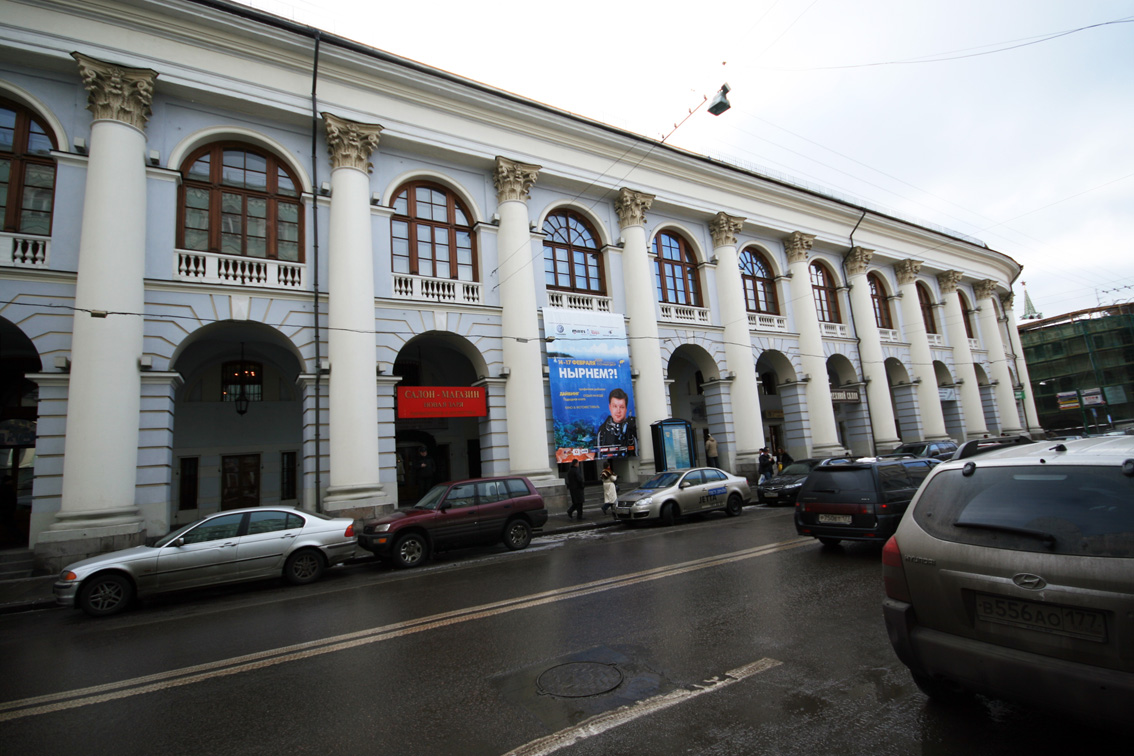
[805,468,875,494]
[892,444,928,455]
[913,466,1134,557]
[780,462,815,476]
[412,485,448,510]
[640,472,683,490]
[154,521,200,547]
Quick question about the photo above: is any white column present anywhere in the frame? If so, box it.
[783,232,844,457]
[975,280,1023,434]
[938,270,989,440]
[616,188,666,468]
[710,212,764,472]
[43,55,158,556]
[494,157,553,479]
[1000,291,1043,436]
[845,248,900,451]
[894,259,949,441]
[322,113,391,516]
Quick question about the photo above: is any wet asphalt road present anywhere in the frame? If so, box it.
[0,506,1125,755]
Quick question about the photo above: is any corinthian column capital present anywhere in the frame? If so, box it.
[783,231,815,264]
[999,291,1016,310]
[936,270,963,294]
[322,113,383,172]
[709,212,746,248]
[494,157,541,203]
[615,188,654,228]
[974,279,1000,301]
[894,259,923,285]
[846,247,874,277]
[72,52,158,131]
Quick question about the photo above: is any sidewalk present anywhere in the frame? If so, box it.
[0,500,620,615]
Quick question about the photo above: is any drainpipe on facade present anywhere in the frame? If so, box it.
[843,210,878,453]
[310,32,323,512]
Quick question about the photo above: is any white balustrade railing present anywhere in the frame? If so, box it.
[926,333,944,347]
[879,328,899,343]
[820,322,850,338]
[392,273,482,305]
[748,313,788,332]
[547,290,612,312]
[175,249,305,290]
[659,302,710,324]
[2,232,50,268]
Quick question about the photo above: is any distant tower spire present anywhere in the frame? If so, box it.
[1021,281,1042,320]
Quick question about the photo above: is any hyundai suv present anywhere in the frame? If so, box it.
[794,457,937,545]
[883,436,1134,729]
[358,476,548,568]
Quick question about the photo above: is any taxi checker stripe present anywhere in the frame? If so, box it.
[0,537,812,721]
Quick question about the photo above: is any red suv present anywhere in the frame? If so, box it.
[358,476,549,568]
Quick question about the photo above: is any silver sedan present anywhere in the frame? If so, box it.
[54,507,357,617]
[614,467,751,525]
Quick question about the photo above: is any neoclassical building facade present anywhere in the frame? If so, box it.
[0,0,1041,567]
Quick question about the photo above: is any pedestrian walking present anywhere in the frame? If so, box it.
[600,464,618,515]
[566,459,585,520]
[705,433,719,468]
[758,448,775,484]
[776,447,793,470]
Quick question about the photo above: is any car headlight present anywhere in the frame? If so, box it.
[370,523,392,533]
[785,482,803,489]
[636,496,653,508]
[59,571,78,582]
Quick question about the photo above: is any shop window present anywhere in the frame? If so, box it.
[868,272,893,330]
[739,248,778,314]
[0,98,57,235]
[391,181,476,281]
[178,143,303,261]
[653,230,702,307]
[543,210,604,294]
[810,262,841,323]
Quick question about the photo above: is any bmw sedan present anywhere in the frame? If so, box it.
[613,467,750,525]
[54,507,358,617]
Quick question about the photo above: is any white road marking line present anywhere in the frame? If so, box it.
[0,537,811,722]
[502,658,783,756]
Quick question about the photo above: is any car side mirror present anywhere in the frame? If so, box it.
[438,501,451,512]
[679,481,691,489]
[173,537,185,547]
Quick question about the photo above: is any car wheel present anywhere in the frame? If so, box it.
[818,537,841,547]
[78,573,134,617]
[660,502,677,527]
[911,671,971,706]
[393,532,428,568]
[284,549,325,585]
[725,494,743,517]
[503,519,532,550]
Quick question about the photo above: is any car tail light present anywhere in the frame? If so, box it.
[344,524,355,538]
[882,536,911,602]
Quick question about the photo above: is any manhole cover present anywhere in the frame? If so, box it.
[536,662,624,698]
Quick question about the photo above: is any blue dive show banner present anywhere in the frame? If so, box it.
[543,307,637,462]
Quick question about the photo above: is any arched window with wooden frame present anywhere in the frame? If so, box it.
[958,290,976,340]
[739,247,778,314]
[0,97,57,235]
[542,209,604,294]
[391,180,477,282]
[810,261,841,323]
[653,230,702,307]
[868,272,893,330]
[917,282,938,334]
[178,143,303,261]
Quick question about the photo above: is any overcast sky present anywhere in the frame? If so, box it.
[236,0,1134,318]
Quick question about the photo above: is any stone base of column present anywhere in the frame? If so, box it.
[1025,425,1044,439]
[811,442,851,459]
[872,437,901,454]
[528,474,568,513]
[733,452,760,486]
[35,509,145,573]
[323,484,395,522]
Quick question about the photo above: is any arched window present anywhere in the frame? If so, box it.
[739,247,778,314]
[810,262,840,323]
[917,282,938,334]
[221,359,262,403]
[868,272,893,330]
[959,291,976,339]
[391,181,476,281]
[653,230,702,306]
[0,98,57,235]
[543,210,604,294]
[179,143,303,261]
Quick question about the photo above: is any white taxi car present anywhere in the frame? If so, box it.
[614,467,751,525]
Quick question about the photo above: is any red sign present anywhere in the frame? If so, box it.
[397,386,487,418]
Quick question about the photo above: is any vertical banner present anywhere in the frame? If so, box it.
[544,307,637,462]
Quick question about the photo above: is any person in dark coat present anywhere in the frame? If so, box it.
[565,459,585,520]
[758,448,775,483]
[414,446,436,495]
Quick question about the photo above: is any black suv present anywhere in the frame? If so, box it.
[794,457,937,546]
[883,440,958,462]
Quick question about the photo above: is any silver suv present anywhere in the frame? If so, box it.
[883,436,1134,729]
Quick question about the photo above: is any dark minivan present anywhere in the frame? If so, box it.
[794,457,936,546]
[359,476,548,567]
